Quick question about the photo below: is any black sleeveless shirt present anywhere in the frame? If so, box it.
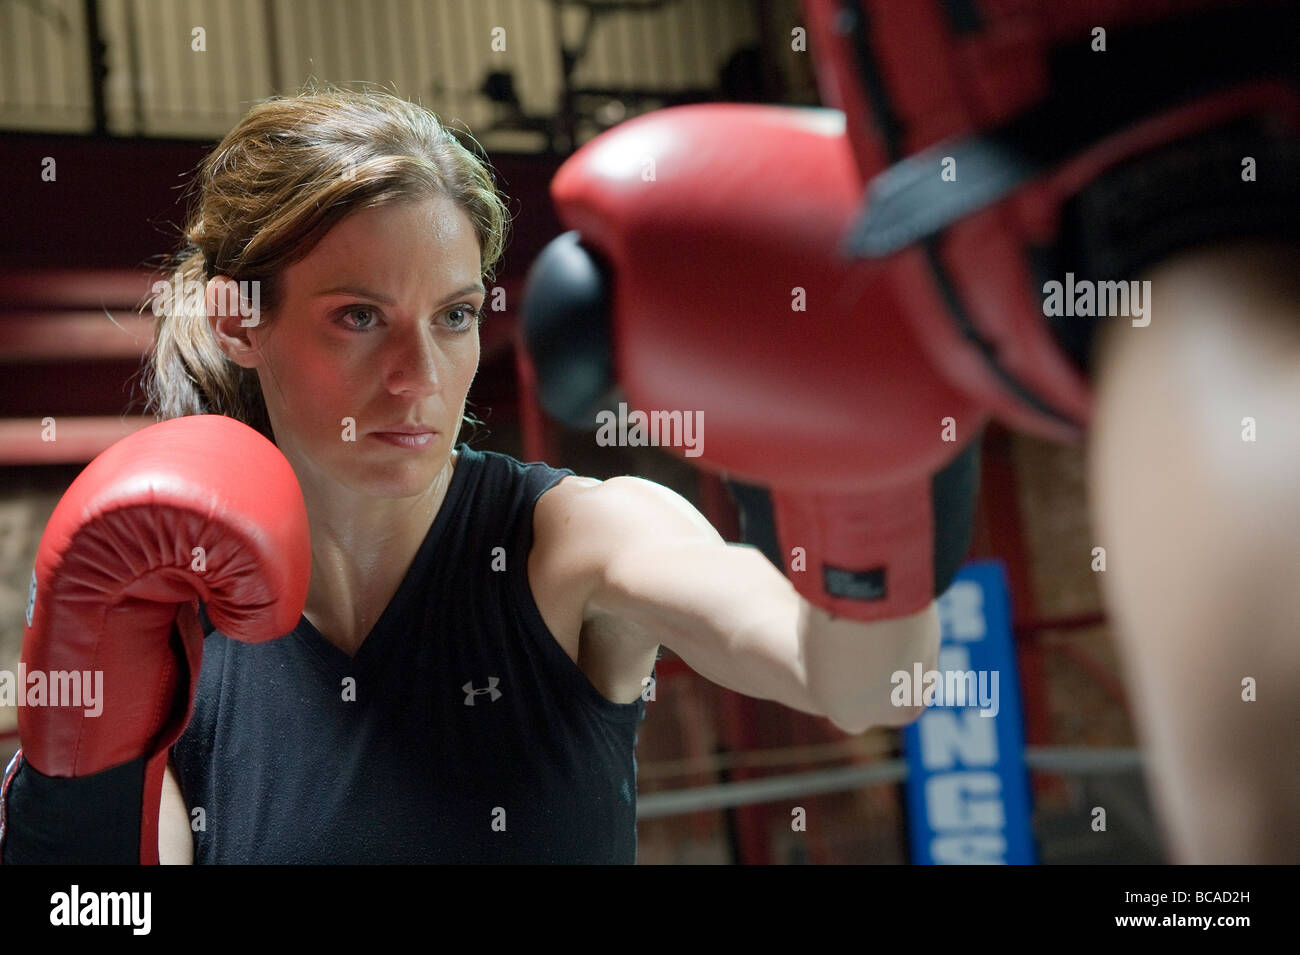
[171,444,649,863]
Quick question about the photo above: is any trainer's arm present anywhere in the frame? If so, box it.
[1089,240,1300,863]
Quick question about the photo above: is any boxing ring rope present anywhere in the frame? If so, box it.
[636,747,1145,819]
[638,737,894,782]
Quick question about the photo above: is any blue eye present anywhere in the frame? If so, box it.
[335,304,482,334]
[339,307,378,332]
[444,305,484,332]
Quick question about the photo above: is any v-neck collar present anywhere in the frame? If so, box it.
[290,443,479,682]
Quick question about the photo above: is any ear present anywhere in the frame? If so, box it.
[207,276,264,369]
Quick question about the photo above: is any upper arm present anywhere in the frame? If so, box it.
[553,475,826,718]
[158,760,193,865]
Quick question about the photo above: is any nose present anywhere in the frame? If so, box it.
[384,322,442,399]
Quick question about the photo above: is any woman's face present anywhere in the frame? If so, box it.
[211,194,485,500]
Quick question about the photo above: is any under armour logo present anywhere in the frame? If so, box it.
[463,677,502,705]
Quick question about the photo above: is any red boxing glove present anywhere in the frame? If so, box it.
[535,104,985,620]
[0,415,310,864]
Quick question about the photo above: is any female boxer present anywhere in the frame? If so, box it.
[137,86,939,863]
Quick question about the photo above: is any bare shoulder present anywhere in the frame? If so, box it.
[528,474,625,627]
[533,471,718,607]
[536,473,719,541]
[531,473,720,586]
[530,474,604,587]
[526,475,609,663]
[528,474,669,701]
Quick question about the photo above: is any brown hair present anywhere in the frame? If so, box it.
[142,83,511,442]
